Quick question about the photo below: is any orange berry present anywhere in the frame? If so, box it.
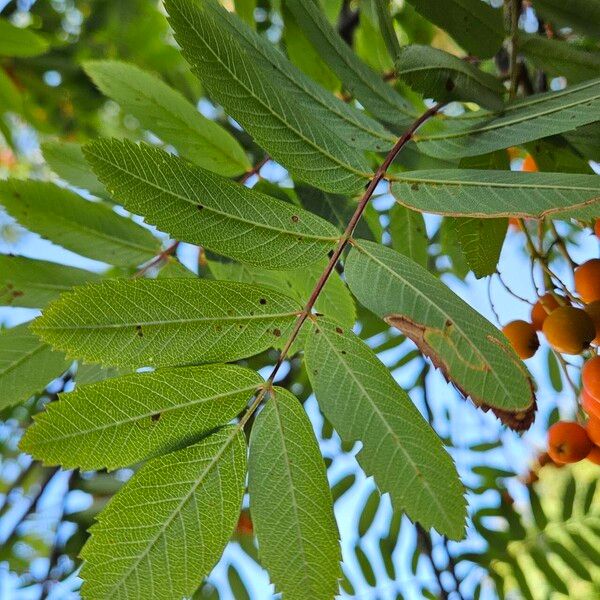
[530,293,563,331]
[542,306,596,354]
[582,387,600,420]
[547,421,593,464]
[508,217,520,230]
[595,220,600,239]
[586,446,600,465]
[522,154,538,172]
[502,320,539,359]
[584,300,600,345]
[575,259,600,304]
[582,355,600,402]
[236,511,253,535]
[586,416,600,445]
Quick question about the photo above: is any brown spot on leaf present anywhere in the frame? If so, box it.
[291,215,299,223]
[411,183,420,191]
[445,78,455,92]
[151,413,161,422]
[196,204,204,210]
[135,325,143,337]
[335,327,343,334]
[273,328,281,337]
[259,298,267,305]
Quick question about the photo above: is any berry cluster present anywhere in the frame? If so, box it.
[502,257,600,466]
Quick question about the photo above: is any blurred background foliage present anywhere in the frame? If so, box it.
[0,0,599,598]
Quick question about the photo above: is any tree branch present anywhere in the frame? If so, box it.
[240,102,445,421]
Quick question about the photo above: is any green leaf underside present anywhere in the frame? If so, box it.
[209,258,356,329]
[41,141,108,198]
[404,0,504,58]
[531,0,600,39]
[84,60,250,176]
[32,279,301,368]
[80,427,246,600]
[0,255,102,308]
[518,35,600,84]
[391,170,600,218]
[345,240,534,413]
[389,204,428,268]
[0,324,69,410]
[304,318,466,539]
[165,0,374,194]
[21,365,261,470]
[249,387,341,598]
[0,18,49,57]
[0,180,159,267]
[416,78,600,159]
[84,139,339,269]
[447,217,507,278]
[284,0,415,124]
[396,45,504,111]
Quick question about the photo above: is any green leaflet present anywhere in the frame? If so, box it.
[0,255,101,308]
[531,0,600,39]
[84,139,339,270]
[416,78,600,160]
[41,141,108,198]
[80,427,246,600]
[284,0,415,124]
[403,0,504,58]
[164,0,375,194]
[396,45,504,111]
[445,217,507,279]
[0,323,69,411]
[33,279,301,368]
[0,19,49,57]
[209,258,356,329]
[0,180,159,267]
[391,170,600,217]
[345,240,536,420]
[248,387,341,598]
[372,0,402,62]
[84,60,250,176]
[389,204,428,268]
[282,4,340,92]
[21,364,261,470]
[519,35,600,84]
[304,318,466,539]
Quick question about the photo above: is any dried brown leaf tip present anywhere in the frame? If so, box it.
[385,314,536,431]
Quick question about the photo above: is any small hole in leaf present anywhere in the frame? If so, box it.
[197,204,204,210]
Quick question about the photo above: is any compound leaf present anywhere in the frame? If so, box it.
[345,240,536,426]
[80,427,246,600]
[84,60,250,176]
[33,279,300,368]
[165,0,375,194]
[0,180,159,267]
[21,365,261,470]
[416,78,600,160]
[391,170,600,218]
[248,387,340,599]
[305,317,466,539]
[85,139,339,270]
[0,324,69,411]
[0,255,102,308]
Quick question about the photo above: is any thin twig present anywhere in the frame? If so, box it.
[239,154,270,185]
[134,241,180,278]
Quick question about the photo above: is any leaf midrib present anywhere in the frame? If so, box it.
[0,340,52,378]
[418,86,600,141]
[87,147,339,243]
[37,310,300,331]
[393,174,600,191]
[34,383,259,444]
